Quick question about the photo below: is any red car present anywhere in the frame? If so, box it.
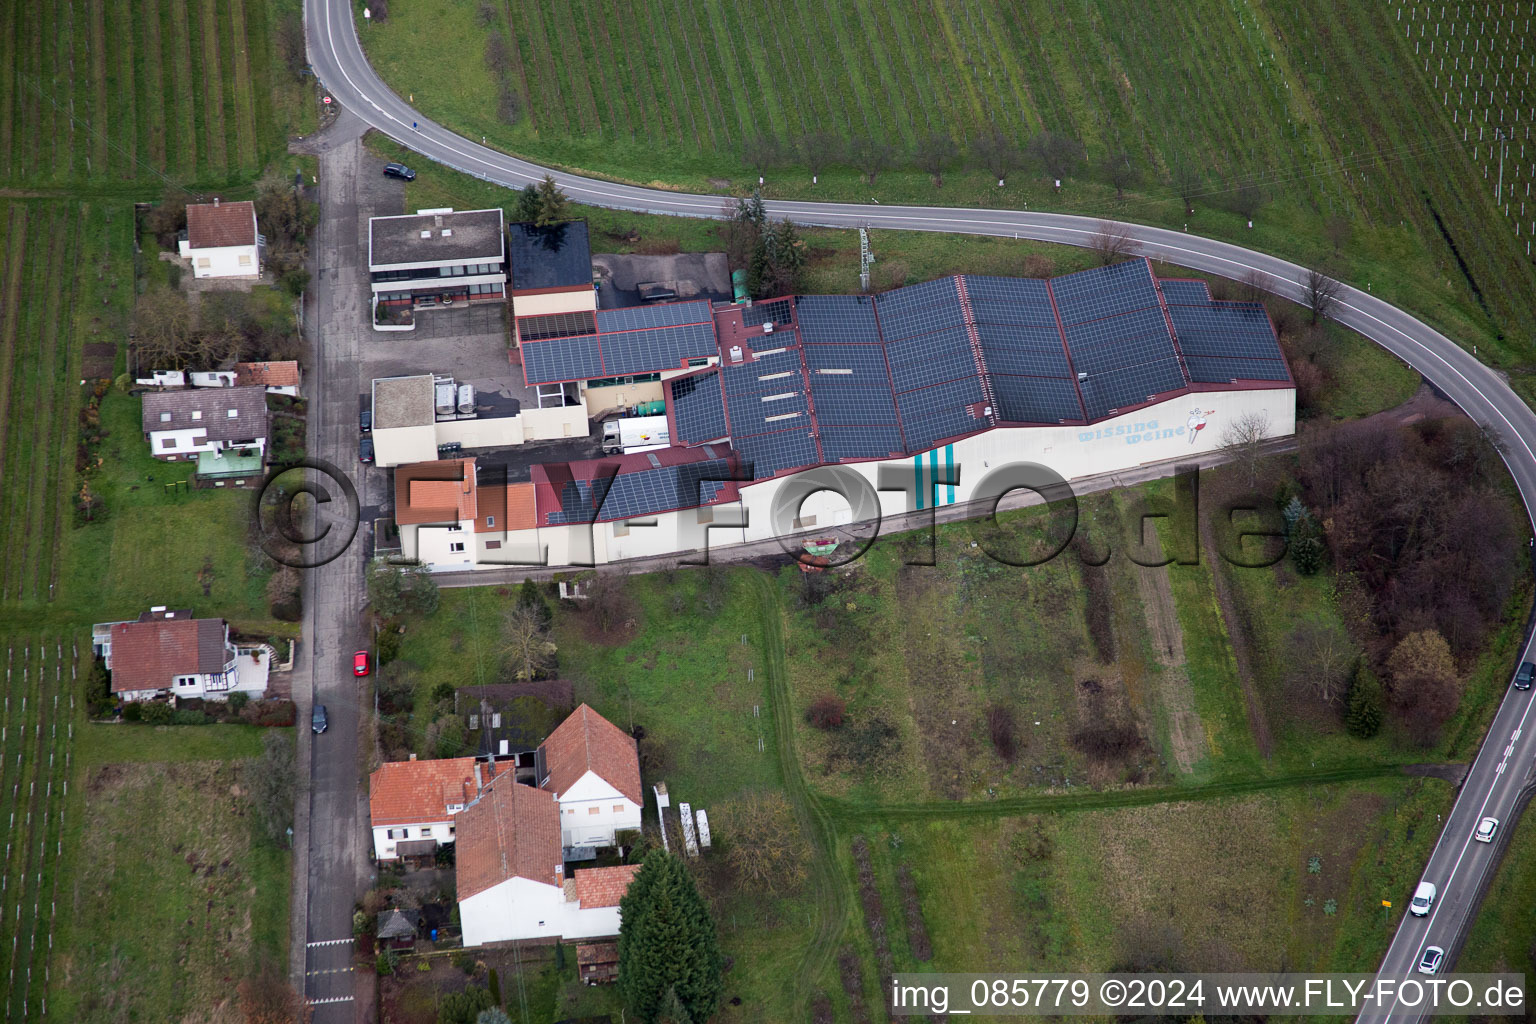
[353,650,371,677]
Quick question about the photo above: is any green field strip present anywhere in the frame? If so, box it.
[585,0,642,140]
[636,0,703,148]
[16,207,73,603]
[817,0,886,139]
[132,0,170,181]
[505,0,549,133]
[35,640,81,1019]
[0,640,46,1016]
[0,206,26,490]
[778,0,847,137]
[541,0,602,136]
[195,0,230,174]
[904,0,981,144]
[24,652,73,1014]
[75,0,107,180]
[16,0,44,183]
[494,1,535,126]
[667,4,729,150]
[572,7,624,138]
[224,0,259,172]
[860,0,936,138]
[700,0,758,143]
[913,0,983,133]
[40,206,87,601]
[712,0,783,140]
[0,207,54,603]
[0,0,19,181]
[750,0,812,142]
[592,0,652,141]
[786,0,853,137]
[112,0,146,180]
[946,0,1014,139]
[98,0,134,181]
[682,3,743,144]
[44,0,69,181]
[165,0,203,178]
[511,0,571,137]
[242,0,279,166]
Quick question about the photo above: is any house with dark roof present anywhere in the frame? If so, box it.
[141,385,269,464]
[455,772,641,947]
[90,608,268,702]
[368,208,506,328]
[178,199,262,279]
[368,755,502,861]
[376,908,421,950]
[535,704,644,849]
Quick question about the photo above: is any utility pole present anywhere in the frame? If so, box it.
[858,226,875,292]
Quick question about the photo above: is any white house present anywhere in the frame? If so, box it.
[178,199,262,279]
[92,608,268,702]
[537,704,643,849]
[368,756,503,861]
[141,386,269,462]
[455,775,640,947]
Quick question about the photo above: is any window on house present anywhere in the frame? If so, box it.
[161,438,175,449]
[611,523,628,538]
[446,524,462,532]
[613,805,625,813]
[399,828,410,838]
[448,825,455,836]
[420,827,432,837]
[449,542,465,553]
[386,828,398,839]
[566,808,575,815]
[238,254,252,266]
[588,806,601,815]
[159,412,172,423]
[485,516,494,528]
[191,410,202,420]
[197,258,210,268]
[485,540,502,550]
[227,409,238,418]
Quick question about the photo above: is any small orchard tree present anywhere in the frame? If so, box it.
[618,851,724,1024]
[1345,663,1385,738]
[1088,220,1138,266]
[1303,267,1342,325]
[718,791,810,893]
[501,604,557,681]
[797,131,842,185]
[1219,410,1272,488]
[743,132,782,184]
[1026,130,1085,184]
[1101,148,1139,197]
[914,131,955,186]
[849,136,896,185]
[970,129,1018,186]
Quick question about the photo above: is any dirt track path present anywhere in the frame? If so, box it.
[1134,562,1208,772]
[1198,507,1276,759]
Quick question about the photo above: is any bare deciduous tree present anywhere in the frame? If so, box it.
[132,287,198,370]
[1283,619,1359,705]
[1100,148,1139,197]
[849,136,896,185]
[717,791,811,893]
[1303,267,1342,324]
[501,604,556,681]
[743,132,782,184]
[1172,158,1203,215]
[1088,220,1138,266]
[913,131,955,186]
[797,131,841,184]
[1238,267,1275,304]
[1219,410,1272,487]
[970,129,1018,186]
[1026,130,1085,183]
[1228,181,1266,226]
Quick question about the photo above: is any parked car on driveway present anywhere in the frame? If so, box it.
[360,409,372,433]
[383,163,416,181]
[354,650,371,677]
[358,435,374,464]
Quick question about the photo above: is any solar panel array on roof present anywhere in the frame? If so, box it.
[1184,356,1292,383]
[875,279,968,341]
[819,423,904,461]
[722,349,803,396]
[1157,279,1214,305]
[1050,259,1160,325]
[597,301,712,332]
[670,373,728,443]
[1166,304,1281,358]
[742,299,793,327]
[734,428,820,480]
[518,310,596,341]
[962,276,1058,326]
[523,301,717,384]
[729,390,810,437]
[794,294,881,344]
[546,458,735,524]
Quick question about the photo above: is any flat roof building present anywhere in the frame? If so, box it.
[368,208,507,326]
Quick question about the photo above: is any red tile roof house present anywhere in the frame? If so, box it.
[368,755,504,861]
[233,360,302,396]
[141,385,269,462]
[537,703,643,849]
[177,198,263,279]
[455,772,641,947]
[91,608,270,702]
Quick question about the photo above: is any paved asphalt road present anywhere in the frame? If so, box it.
[304,0,1536,1014]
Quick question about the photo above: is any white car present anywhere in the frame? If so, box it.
[1418,946,1444,975]
[1409,881,1436,917]
[1475,817,1499,843]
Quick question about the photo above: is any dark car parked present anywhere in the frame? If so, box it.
[312,704,328,734]
[383,162,416,181]
[360,409,372,433]
[359,435,375,464]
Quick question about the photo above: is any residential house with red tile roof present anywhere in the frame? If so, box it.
[90,607,269,702]
[234,361,302,396]
[368,755,502,861]
[455,775,640,947]
[394,457,538,570]
[537,703,643,849]
[178,199,262,279]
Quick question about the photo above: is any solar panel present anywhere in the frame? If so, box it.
[875,282,968,341]
[727,389,810,437]
[961,276,1059,326]
[597,301,713,332]
[546,459,735,524]
[902,405,987,451]
[599,322,717,376]
[975,323,1073,378]
[897,375,985,422]
[670,372,728,443]
[733,428,819,479]
[1077,358,1187,419]
[991,375,1085,423]
[1049,260,1160,325]
[1184,356,1292,383]
[721,349,804,396]
[1166,304,1282,359]
[808,382,898,425]
[522,334,605,383]
[803,343,891,386]
[518,310,596,341]
[794,294,881,344]
[1158,279,1214,305]
[884,327,979,393]
[1063,307,1179,375]
[819,423,904,461]
[742,299,793,327]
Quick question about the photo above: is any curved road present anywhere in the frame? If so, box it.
[304,0,1536,1014]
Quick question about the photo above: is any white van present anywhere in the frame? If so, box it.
[1409,881,1437,917]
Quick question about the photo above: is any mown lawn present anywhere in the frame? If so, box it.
[360,0,1535,368]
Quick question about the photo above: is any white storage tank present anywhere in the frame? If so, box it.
[457,384,475,415]
[434,382,455,418]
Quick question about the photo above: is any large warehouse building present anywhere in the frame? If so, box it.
[397,258,1295,569]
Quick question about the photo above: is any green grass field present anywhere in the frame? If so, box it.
[362,0,1536,371]
[0,0,310,190]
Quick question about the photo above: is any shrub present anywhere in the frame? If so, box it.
[1346,664,1386,739]
[986,705,1020,763]
[431,681,455,704]
[805,694,846,730]
[451,950,476,975]
[375,950,400,976]
[227,691,251,714]
[171,709,210,725]
[377,628,402,665]
[122,702,143,722]
[139,701,174,725]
